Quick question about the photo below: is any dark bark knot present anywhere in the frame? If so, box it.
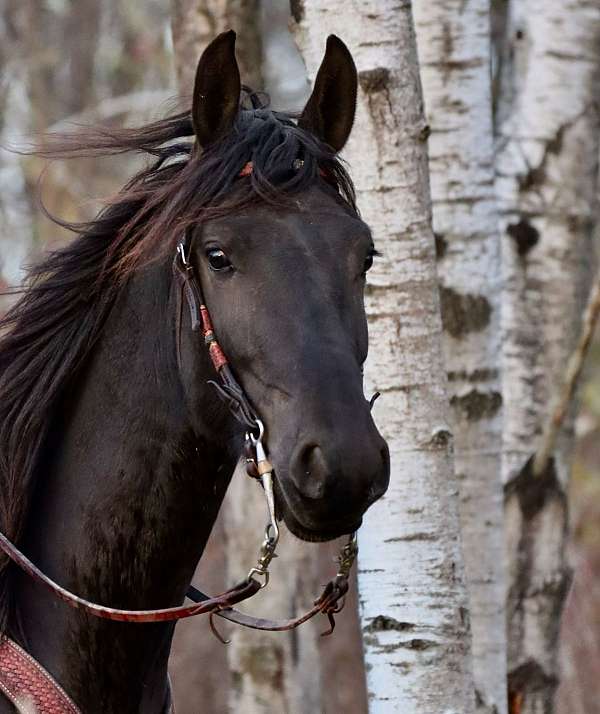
[290,0,304,23]
[358,67,390,94]
[507,218,540,256]
[450,390,502,422]
[508,659,559,714]
[430,428,452,449]
[363,615,414,633]
[439,285,492,338]
[405,639,435,651]
[504,456,566,520]
[434,232,447,259]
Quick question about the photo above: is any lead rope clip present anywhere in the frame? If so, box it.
[246,420,280,588]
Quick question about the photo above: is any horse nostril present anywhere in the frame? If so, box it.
[294,444,327,499]
[374,444,391,498]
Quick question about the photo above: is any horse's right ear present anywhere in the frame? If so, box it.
[192,30,241,148]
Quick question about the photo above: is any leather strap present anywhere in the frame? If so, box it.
[0,527,348,632]
[0,530,260,623]
[172,236,260,430]
[188,575,350,636]
[0,637,81,714]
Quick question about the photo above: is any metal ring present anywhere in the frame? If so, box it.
[247,568,270,588]
[249,418,265,444]
[265,522,278,547]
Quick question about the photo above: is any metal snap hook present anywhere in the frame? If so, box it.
[245,421,280,588]
[249,418,265,444]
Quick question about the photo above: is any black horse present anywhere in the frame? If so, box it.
[0,32,389,713]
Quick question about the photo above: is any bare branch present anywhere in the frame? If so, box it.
[533,271,600,477]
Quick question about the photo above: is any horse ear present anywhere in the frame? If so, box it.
[192,30,241,148]
[298,35,358,153]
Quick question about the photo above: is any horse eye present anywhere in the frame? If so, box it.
[207,249,231,272]
[363,248,379,274]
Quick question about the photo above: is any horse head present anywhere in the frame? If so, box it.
[180,32,390,542]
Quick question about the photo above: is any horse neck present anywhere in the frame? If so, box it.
[13,260,237,714]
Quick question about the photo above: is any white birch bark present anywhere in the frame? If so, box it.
[495,1,600,711]
[293,4,475,712]
[413,3,507,713]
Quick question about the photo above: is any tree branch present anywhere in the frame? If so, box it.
[533,271,600,477]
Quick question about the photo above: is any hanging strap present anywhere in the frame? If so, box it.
[0,530,261,623]
[0,528,351,635]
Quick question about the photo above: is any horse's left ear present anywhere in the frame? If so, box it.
[192,30,241,148]
[298,35,358,153]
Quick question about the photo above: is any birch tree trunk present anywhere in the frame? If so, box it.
[293,4,475,712]
[495,1,600,711]
[170,6,323,712]
[413,3,507,713]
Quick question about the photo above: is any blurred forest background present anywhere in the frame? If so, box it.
[1,1,600,713]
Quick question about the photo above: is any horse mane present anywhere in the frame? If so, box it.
[0,89,356,629]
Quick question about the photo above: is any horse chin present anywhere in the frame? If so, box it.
[274,480,361,543]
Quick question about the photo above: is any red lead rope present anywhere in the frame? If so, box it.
[0,530,260,623]
[0,526,351,633]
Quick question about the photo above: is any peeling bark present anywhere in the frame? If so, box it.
[495,1,600,711]
[293,3,475,712]
[413,3,508,711]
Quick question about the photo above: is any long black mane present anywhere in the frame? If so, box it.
[0,91,356,628]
